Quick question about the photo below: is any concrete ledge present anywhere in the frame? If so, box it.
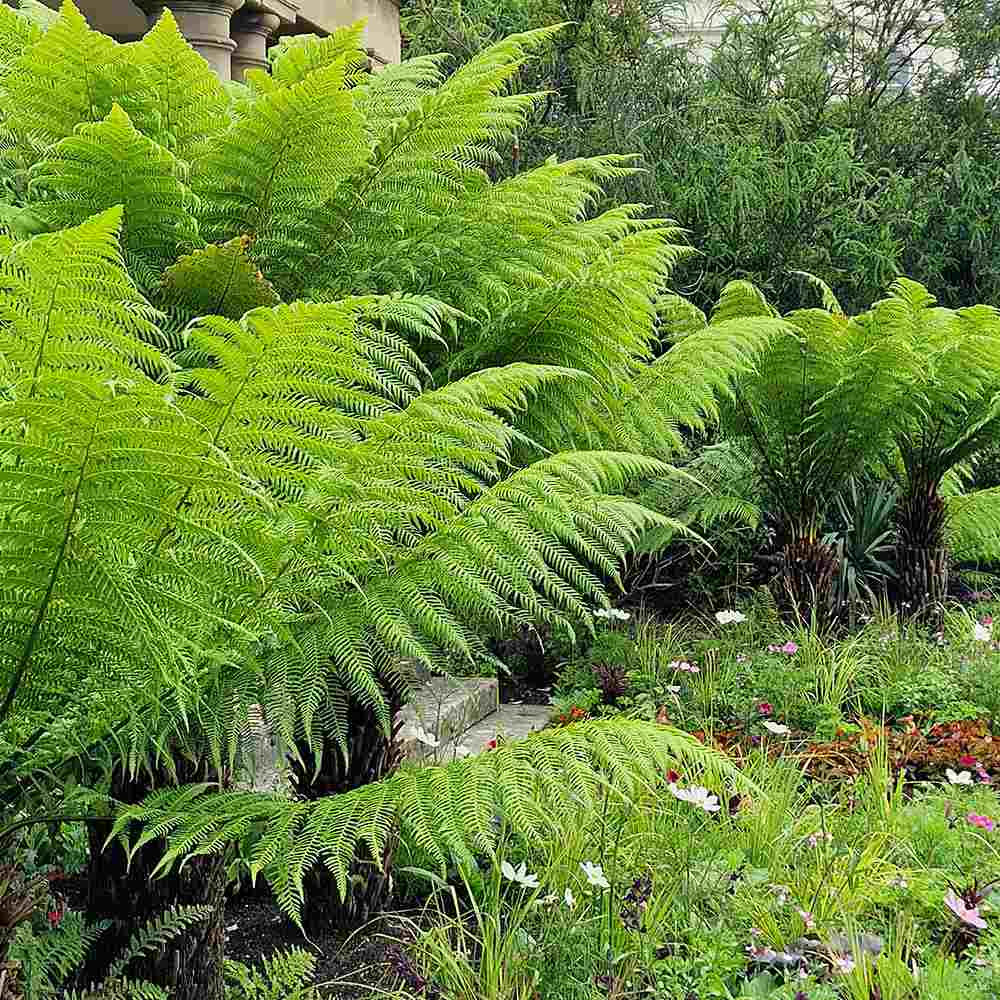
[397,676,498,760]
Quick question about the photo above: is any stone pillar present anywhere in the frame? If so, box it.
[137,1,246,81]
[231,5,282,82]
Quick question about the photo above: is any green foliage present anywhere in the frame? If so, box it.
[10,912,106,1000]
[114,721,734,922]
[0,7,781,965]
[224,948,317,1000]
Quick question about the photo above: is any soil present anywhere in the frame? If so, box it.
[224,894,413,997]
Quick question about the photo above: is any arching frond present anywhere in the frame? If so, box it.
[114,720,744,923]
[27,104,199,274]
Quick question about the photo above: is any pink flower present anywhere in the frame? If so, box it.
[797,908,815,929]
[669,660,699,674]
[807,831,833,848]
[968,813,995,832]
[977,765,992,785]
[960,755,978,767]
[757,702,773,716]
[767,642,799,655]
[983,615,994,626]
[945,889,988,929]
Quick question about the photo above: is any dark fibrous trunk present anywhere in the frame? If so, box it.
[771,535,839,628]
[84,759,228,1000]
[288,686,405,933]
[895,479,949,623]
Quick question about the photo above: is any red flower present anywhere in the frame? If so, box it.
[47,907,64,928]
[757,702,773,717]
[666,769,681,784]
[485,738,497,750]
[960,754,978,767]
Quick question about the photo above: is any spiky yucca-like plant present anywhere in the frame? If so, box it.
[0,4,773,993]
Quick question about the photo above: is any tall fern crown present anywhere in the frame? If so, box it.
[0,1,772,911]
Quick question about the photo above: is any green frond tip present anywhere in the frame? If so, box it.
[113,720,749,924]
[27,104,199,272]
[791,270,844,316]
[160,238,281,321]
[128,7,230,160]
[267,22,369,89]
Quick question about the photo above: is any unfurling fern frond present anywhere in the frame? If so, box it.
[114,720,744,923]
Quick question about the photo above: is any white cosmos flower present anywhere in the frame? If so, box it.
[762,721,790,735]
[974,622,992,642]
[946,768,974,785]
[715,610,746,625]
[669,783,721,812]
[580,861,610,889]
[501,860,540,889]
[564,887,576,909]
[595,607,631,621]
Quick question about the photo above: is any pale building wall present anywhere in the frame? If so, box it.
[661,0,957,79]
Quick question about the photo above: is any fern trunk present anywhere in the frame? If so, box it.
[896,479,949,622]
[771,535,838,628]
[288,686,404,933]
[84,763,227,1000]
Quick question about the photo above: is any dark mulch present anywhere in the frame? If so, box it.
[224,895,414,997]
[498,671,552,706]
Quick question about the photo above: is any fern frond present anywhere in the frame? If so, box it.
[125,9,230,162]
[262,23,368,90]
[105,905,212,980]
[946,487,1000,562]
[194,56,367,294]
[1,2,131,157]
[114,720,746,924]
[27,104,199,274]
[159,237,281,335]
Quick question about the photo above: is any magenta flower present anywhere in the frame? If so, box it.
[968,813,995,832]
[757,701,773,716]
[945,889,988,929]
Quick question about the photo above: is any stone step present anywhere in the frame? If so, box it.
[397,676,498,760]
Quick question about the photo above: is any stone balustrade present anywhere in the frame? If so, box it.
[35,0,401,80]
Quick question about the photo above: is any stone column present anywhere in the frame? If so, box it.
[137,1,246,81]
[231,5,282,82]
